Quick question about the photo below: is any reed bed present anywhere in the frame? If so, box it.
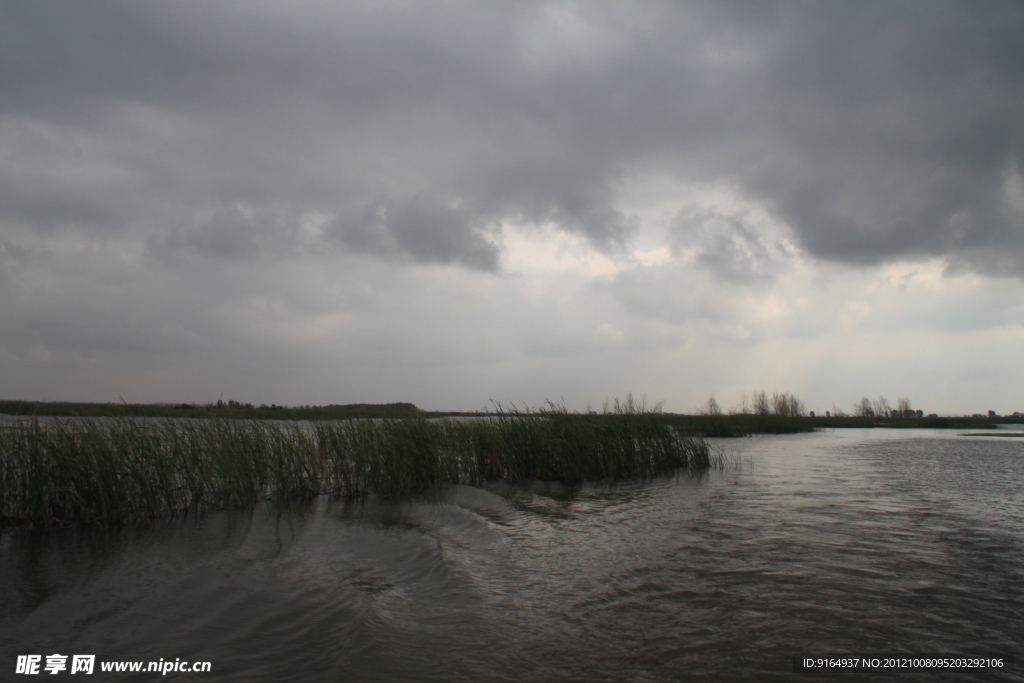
[0,415,709,529]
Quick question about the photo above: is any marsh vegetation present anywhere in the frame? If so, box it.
[0,413,711,529]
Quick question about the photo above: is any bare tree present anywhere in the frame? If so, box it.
[702,395,722,416]
[897,397,913,418]
[872,396,891,419]
[771,391,804,417]
[753,390,770,415]
[855,397,874,417]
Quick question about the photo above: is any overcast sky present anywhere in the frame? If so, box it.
[2,0,1023,414]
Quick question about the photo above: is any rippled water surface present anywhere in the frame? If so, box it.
[2,429,1022,681]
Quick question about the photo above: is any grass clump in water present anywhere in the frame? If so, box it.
[0,413,709,529]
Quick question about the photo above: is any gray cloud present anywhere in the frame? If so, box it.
[331,197,501,271]
[3,0,1021,274]
[670,208,794,283]
[154,207,273,262]
[5,0,1024,413]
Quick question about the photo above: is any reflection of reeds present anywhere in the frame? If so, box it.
[0,414,709,529]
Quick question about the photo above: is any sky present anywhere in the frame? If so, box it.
[2,0,1023,415]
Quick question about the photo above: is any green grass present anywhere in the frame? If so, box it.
[0,414,710,530]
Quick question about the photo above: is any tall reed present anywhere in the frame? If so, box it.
[0,414,709,529]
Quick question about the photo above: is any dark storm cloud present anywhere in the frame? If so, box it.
[732,2,1024,270]
[2,0,1023,273]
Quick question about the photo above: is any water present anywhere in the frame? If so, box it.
[2,429,1022,681]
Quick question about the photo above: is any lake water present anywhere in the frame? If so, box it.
[2,428,1022,681]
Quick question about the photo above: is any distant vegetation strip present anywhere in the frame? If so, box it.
[0,414,711,529]
[662,414,1000,433]
[0,400,1007,433]
[961,432,1024,437]
[2,397,1007,436]
[0,400,420,420]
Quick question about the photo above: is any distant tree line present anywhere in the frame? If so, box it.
[845,396,922,419]
[697,392,943,419]
[213,399,255,409]
[701,390,804,417]
[320,403,420,414]
[206,400,419,414]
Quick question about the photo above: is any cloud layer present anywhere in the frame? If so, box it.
[2,1,1023,411]
[4,0,1022,270]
